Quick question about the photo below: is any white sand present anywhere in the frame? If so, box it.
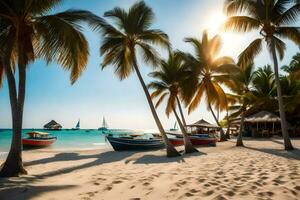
[0,138,300,200]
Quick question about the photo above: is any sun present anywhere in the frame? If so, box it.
[205,13,227,35]
[203,12,243,57]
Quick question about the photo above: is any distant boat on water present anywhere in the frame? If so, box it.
[98,117,110,133]
[72,119,80,130]
[170,121,178,131]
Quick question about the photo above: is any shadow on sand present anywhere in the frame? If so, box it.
[128,151,206,164]
[0,184,76,200]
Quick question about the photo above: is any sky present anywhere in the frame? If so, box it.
[0,0,299,130]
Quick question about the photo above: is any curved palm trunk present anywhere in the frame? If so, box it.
[236,111,244,147]
[225,110,231,139]
[208,103,227,141]
[176,96,187,127]
[270,40,294,150]
[172,106,198,153]
[0,62,27,177]
[133,63,180,157]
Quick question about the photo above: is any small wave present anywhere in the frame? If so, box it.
[92,143,106,146]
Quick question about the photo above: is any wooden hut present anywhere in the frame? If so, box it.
[44,120,62,130]
[186,119,220,134]
[232,111,282,137]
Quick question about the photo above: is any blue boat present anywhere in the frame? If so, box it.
[106,135,165,151]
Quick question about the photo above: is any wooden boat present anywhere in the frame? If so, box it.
[22,131,57,147]
[169,136,217,146]
[106,135,165,151]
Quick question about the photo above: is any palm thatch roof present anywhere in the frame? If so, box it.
[186,119,219,128]
[244,111,281,123]
[44,120,62,129]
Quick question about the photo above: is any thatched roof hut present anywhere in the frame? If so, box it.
[186,119,219,129]
[44,120,62,130]
[244,111,281,123]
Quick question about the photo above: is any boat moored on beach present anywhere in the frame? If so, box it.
[106,135,165,151]
[22,131,57,148]
[169,136,217,146]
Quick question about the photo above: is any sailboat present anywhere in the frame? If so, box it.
[72,119,80,130]
[98,117,109,133]
[170,121,178,131]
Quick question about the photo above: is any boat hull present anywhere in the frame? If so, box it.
[22,137,57,147]
[106,136,165,151]
[169,137,217,146]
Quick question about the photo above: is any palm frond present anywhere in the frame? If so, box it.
[224,16,260,33]
[154,92,168,109]
[25,0,61,15]
[276,2,300,25]
[275,27,300,47]
[137,42,160,67]
[238,38,263,67]
[224,0,257,16]
[188,82,205,113]
[35,11,90,84]
[139,29,170,48]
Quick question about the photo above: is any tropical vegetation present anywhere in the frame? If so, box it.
[224,0,300,150]
[0,0,104,177]
[148,51,198,153]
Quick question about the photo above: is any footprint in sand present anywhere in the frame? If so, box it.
[93,182,100,186]
[129,185,135,189]
[205,190,214,196]
[184,192,194,197]
[112,180,123,184]
[225,191,235,197]
[197,178,206,183]
[294,186,300,191]
[143,182,150,186]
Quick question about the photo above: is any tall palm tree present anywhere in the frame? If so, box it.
[148,52,198,153]
[181,31,237,141]
[0,0,104,177]
[226,63,256,146]
[99,1,180,157]
[224,0,300,150]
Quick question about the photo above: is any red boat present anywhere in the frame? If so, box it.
[169,136,217,146]
[22,131,57,147]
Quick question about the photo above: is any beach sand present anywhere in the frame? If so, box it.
[0,138,300,200]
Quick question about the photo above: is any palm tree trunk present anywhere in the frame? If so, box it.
[225,110,231,139]
[208,103,227,141]
[133,62,180,157]
[173,106,198,153]
[270,40,294,150]
[176,96,187,127]
[236,111,244,147]
[0,62,27,177]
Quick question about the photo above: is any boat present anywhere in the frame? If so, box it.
[22,131,57,148]
[98,117,110,133]
[169,136,217,146]
[72,119,80,130]
[106,135,165,151]
[169,121,178,131]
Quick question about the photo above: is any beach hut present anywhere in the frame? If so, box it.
[232,111,282,137]
[186,119,220,134]
[43,120,62,130]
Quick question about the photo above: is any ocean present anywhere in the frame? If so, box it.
[0,129,149,154]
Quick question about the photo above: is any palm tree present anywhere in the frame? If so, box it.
[0,0,104,177]
[224,0,300,150]
[282,53,300,78]
[226,63,256,146]
[99,1,180,157]
[181,31,237,141]
[148,52,198,153]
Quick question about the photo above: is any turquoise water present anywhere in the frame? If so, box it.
[0,129,137,153]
